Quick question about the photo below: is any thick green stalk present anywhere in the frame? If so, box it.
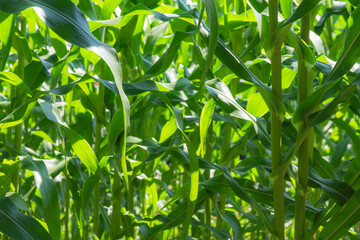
[111,160,123,239]
[127,182,135,239]
[324,0,333,48]
[269,0,284,239]
[307,69,314,167]
[295,12,310,240]
[64,176,70,240]
[111,49,130,238]
[93,81,105,236]
[204,124,212,240]
[181,165,190,239]
[60,63,71,240]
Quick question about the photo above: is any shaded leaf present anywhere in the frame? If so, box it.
[0,196,52,240]
[20,156,60,240]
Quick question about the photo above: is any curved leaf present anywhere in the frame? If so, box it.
[108,109,124,154]
[319,189,360,240]
[0,0,129,184]
[199,0,218,96]
[39,99,98,174]
[323,6,360,86]
[344,155,360,190]
[64,127,98,174]
[308,168,354,206]
[20,156,60,240]
[0,72,32,96]
[0,100,36,128]
[0,12,15,70]
[206,78,271,147]
[199,98,215,156]
[0,196,52,240]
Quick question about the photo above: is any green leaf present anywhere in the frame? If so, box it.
[287,30,316,71]
[330,137,349,167]
[246,92,269,117]
[149,91,199,236]
[24,59,50,90]
[143,22,169,54]
[280,0,293,18]
[143,28,196,78]
[222,168,275,237]
[310,30,325,55]
[282,0,321,27]
[292,86,326,130]
[223,211,243,238]
[178,0,286,118]
[264,0,321,58]
[39,99,98,174]
[108,109,124,154]
[13,30,32,65]
[161,183,190,210]
[199,0,218,96]
[5,193,30,212]
[20,156,60,240]
[206,78,271,147]
[0,72,32,96]
[159,117,177,143]
[77,0,97,20]
[344,155,360,190]
[0,196,52,240]
[48,28,67,58]
[115,15,138,51]
[324,6,360,86]
[31,130,54,143]
[308,168,354,206]
[78,82,99,115]
[234,157,271,173]
[51,46,80,88]
[0,100,37,128]
[0,0,129,185]
[332,118,360,156]
[81,173,100,223]
[247,0,267,13]
[64,127,98,174]
[199,98,214,156]
[281,67,297,89]
[38,99,66,126]
[0,12,15,70]
[307,96,340,129]
[101,0,122,19]
[314,3,348,35]
[0,172,13,194]
[348,0,360,6]
[313,149,336,179]
[318,189,360,240]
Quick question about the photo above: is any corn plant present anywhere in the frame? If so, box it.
[0,0,360,239]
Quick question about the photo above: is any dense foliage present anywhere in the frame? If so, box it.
[0,0,360,239]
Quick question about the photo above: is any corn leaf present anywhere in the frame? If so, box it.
[318,189,360,240]
[0,196,52,240]
[20,156,60,240]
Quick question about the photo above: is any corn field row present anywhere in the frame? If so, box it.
[0,0,360,239]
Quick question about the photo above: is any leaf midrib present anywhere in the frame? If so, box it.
[0,203,36,239]
[323,202,360,239]
[32,0,100,47]
[26,159,57,236]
